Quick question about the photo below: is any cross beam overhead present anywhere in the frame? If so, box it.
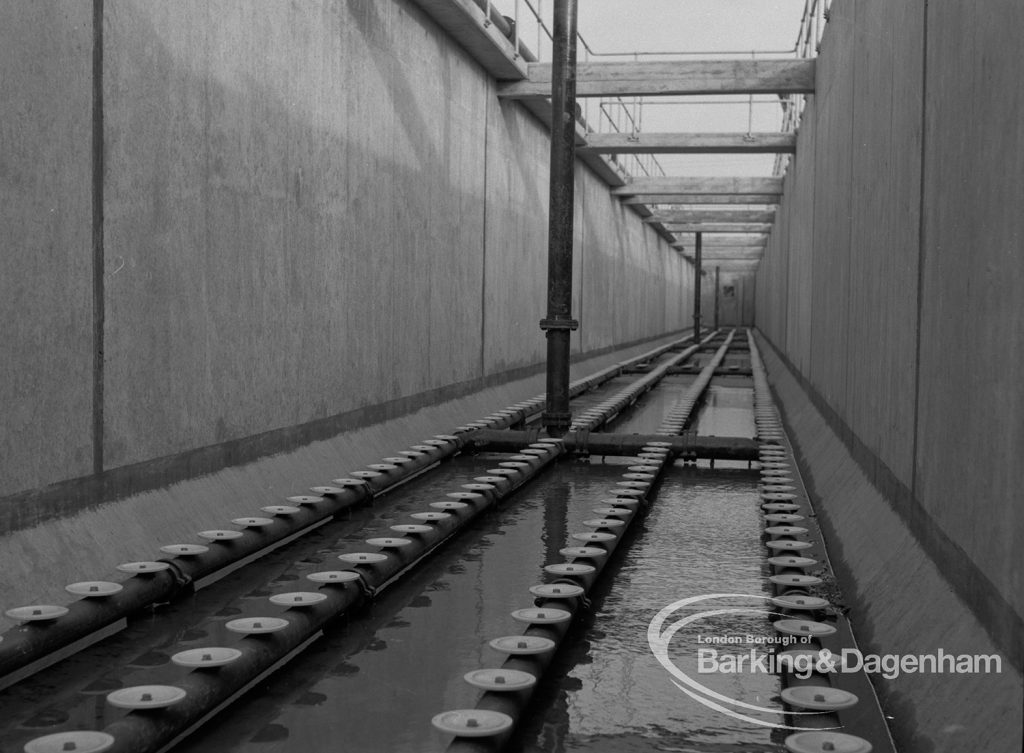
[613,177,783,196]
[646,210,776,224]
[498,59,815,99]
[579,132,796,155]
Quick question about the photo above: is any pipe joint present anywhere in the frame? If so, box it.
[538,317,579,331]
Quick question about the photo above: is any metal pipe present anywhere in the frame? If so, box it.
[540,0,580,437]
[68,445,566,753]
[692,232,703,342]
[714,266,721,329]
[468,430,758,460]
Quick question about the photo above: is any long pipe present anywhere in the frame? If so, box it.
[73,445,566,753]
[540,0,580,437]
[692,231,703,342]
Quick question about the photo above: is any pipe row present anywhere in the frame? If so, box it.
[656,329,736,434]
[747,332,875,753]
[19,440,567,753]
[2,334,697,690]
[432,333,735,751]
[568,330,720,432]
[10,335,701,751]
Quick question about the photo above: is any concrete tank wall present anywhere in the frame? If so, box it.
[756,0,1024,749]
[0,1,691,519]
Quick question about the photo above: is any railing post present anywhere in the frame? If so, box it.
[540,0,579,437]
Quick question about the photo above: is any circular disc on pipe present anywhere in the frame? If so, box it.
[489,635,556,655]
[767,555,818,569]
[269,591,329,607]
[331,478,370,487]
[225,617,289,635]
[106,685,186,710]
[769,573,822,587]
[592,507,631,517]
[784,731,873,753]
[765,539,813,551]
[309,486,345,496]
[559,546,607,559]
[582,518,625,529]
[197,529,245,541]
[431,709,513,738]
[261,505,302,516]
[390,524,432,534]
[610,488,645,498]
[366,537,413,549]
[773,618,837,638]
[23,732,115,753]
[616,481,650,490]
[771,594,830,611]
[570,531,616,543]
[601,497,639,508]
[429,501,467,511]
[544,563,596,576]
[171,647,242,668]
[5,605,69,622]
[65,581,123,598]
[116,561,171,575]
[622,472,656,481]
[348,470,381,479]
[286,495,327,505]
[765,514,805,524]
[231,517,275,528]
[464,668,536,691]
[511,607,572,625]
[307,570,361,584]
[530,583,585,599]
[160,543,210,556]
[765,526,809,537]
[337,552,388,565]
[410,512,451,522]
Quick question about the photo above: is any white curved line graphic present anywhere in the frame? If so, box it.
[647,593,836,728]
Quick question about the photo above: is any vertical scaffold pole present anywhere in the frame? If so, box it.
[540,0,579,437]
[714,265,721,329]
[692,231,703,342]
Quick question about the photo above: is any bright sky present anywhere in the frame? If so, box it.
[510,0,809,176]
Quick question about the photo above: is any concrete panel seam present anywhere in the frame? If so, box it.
[91,0,105,475]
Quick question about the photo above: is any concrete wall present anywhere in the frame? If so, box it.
[0,1,690,518]
[756,0,1024,749]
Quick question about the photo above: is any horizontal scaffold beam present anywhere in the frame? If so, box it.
[613,177,783,196]
[646,209,777,224]
[580,132,797,155]
[681,252,763,259]
[622,194,781,205]
[661,223,774,233]
[498,59,815,99]
[673,233,769,246]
